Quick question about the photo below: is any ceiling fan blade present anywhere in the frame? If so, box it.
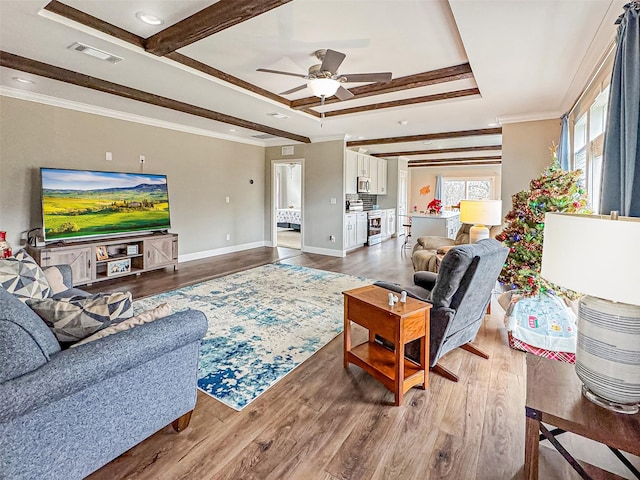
[320,49,346,73]
[256,68,307,79]
[280,84,308,95]
[335,86,355,101]
[339,72,392,83]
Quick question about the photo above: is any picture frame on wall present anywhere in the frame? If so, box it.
[95,246,109,261]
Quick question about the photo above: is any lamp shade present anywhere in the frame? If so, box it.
[459,200,503,225]
[541,213,640,305]
[307,78,340,98]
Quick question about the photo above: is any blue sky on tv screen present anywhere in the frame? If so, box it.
[42,169,167,191]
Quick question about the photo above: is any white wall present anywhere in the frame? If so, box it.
[276,163,301,208]
[0,96,266,256]
[501,119,561,217]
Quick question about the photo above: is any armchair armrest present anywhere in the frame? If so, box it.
[415,236,455,251]
[414,271,438,291]
[0,310,208,422]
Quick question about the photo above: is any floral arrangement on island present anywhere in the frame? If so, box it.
[427,198,442,214]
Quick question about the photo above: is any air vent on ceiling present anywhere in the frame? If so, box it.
[68,42,123,63]
[252,134,278,139]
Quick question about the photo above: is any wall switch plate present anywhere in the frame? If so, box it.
[226,233,230,241]
[329,235,335,242]
[225,196,230,203]
[330,198,337,204]
[106,152,112,161]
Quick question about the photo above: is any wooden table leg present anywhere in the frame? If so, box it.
[524,416,540,480]
[395,336,405,406]
[419,335,428,390]
[343,299,351,369]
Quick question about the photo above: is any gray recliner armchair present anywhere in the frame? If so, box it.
[376,238,509,382]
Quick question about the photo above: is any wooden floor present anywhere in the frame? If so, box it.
[86,238,634,480]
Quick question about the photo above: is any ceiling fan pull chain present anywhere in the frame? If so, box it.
[320,95,326,128]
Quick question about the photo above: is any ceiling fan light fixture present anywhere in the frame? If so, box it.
[308,78,340,98]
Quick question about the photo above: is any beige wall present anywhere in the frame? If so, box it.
[501,119,561,216]
[409,165,502,212]
[265,140,345,254]
[0,96,266,256]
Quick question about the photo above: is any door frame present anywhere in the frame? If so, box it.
[271,158,305,250]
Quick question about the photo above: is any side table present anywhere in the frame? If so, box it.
[524,354,640,479]
[343,285,431,406]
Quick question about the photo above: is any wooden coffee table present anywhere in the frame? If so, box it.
[525,354,640,479]
[343,285,431,406]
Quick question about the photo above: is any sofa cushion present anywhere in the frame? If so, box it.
[0,250,51,301]
[26,292,133,343]
[71,303,172,347]
[43,266,68,296]
[0,287,61,382]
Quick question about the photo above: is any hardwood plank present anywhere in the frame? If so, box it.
[0,52,311,144]
[83,237,633,480]
[144,0,293,56]
[346,128,502,148]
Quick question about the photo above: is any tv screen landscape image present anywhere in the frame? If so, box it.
[41,168,171,241]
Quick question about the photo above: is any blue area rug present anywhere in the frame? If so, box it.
[133,263,372,410]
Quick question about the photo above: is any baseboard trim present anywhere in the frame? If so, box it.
[302,246,345,257]
[179,241,268,263]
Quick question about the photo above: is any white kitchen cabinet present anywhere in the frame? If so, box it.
[380,210,389,238]
[345,150,358,194]
[369,156,378,193]
[387,209,396,237]
[355,213,368,245]
[357,153,371,177]
[377,158,388,195]
[345,212,368,250]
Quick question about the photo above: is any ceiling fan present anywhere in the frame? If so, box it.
[257,49,392,101]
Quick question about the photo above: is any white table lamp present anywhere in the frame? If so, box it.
[459,200,503,243]
[541,212,640,414]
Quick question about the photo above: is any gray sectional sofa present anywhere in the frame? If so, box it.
[0,265,208,480]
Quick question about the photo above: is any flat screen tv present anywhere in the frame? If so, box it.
[40,168,171,242]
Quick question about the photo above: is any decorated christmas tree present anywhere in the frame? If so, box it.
[496,146,590,298]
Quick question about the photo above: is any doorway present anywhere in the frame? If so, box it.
[273,161,303,250]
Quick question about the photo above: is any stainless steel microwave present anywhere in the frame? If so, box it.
[357,176,371,193]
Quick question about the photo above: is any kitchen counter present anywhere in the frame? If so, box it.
[409,211,460,241]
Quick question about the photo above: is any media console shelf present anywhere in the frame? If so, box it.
[27,232,178,287]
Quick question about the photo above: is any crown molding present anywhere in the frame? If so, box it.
[497,111,562,125]
[0,86,267,147]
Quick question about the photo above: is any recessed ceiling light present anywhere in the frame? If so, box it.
[398,120,408,126]
[136,12,164,26]
[423,141,432,145]
[357,136,365,140]
[229,128,237,133]
[344,134,352,140]
[12,77,35,84]
[269,112,289,120]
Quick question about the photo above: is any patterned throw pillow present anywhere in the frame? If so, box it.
[26,292,133,343]
[0,250,51,301]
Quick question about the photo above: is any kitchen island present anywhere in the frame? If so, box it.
[409,211,460,243]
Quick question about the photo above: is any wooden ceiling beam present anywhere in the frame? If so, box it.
[322,88,479,118]
[0,51,310,144]
[291,63,474,109]
[44,1,145,48]
[409,160,502,168]
[347,128,502,147]
[144,0,293,56]
[166,52,290,106]
[371,145,502,157]
[408,156,502,164]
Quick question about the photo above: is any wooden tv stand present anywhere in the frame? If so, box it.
[27,232,178,287]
